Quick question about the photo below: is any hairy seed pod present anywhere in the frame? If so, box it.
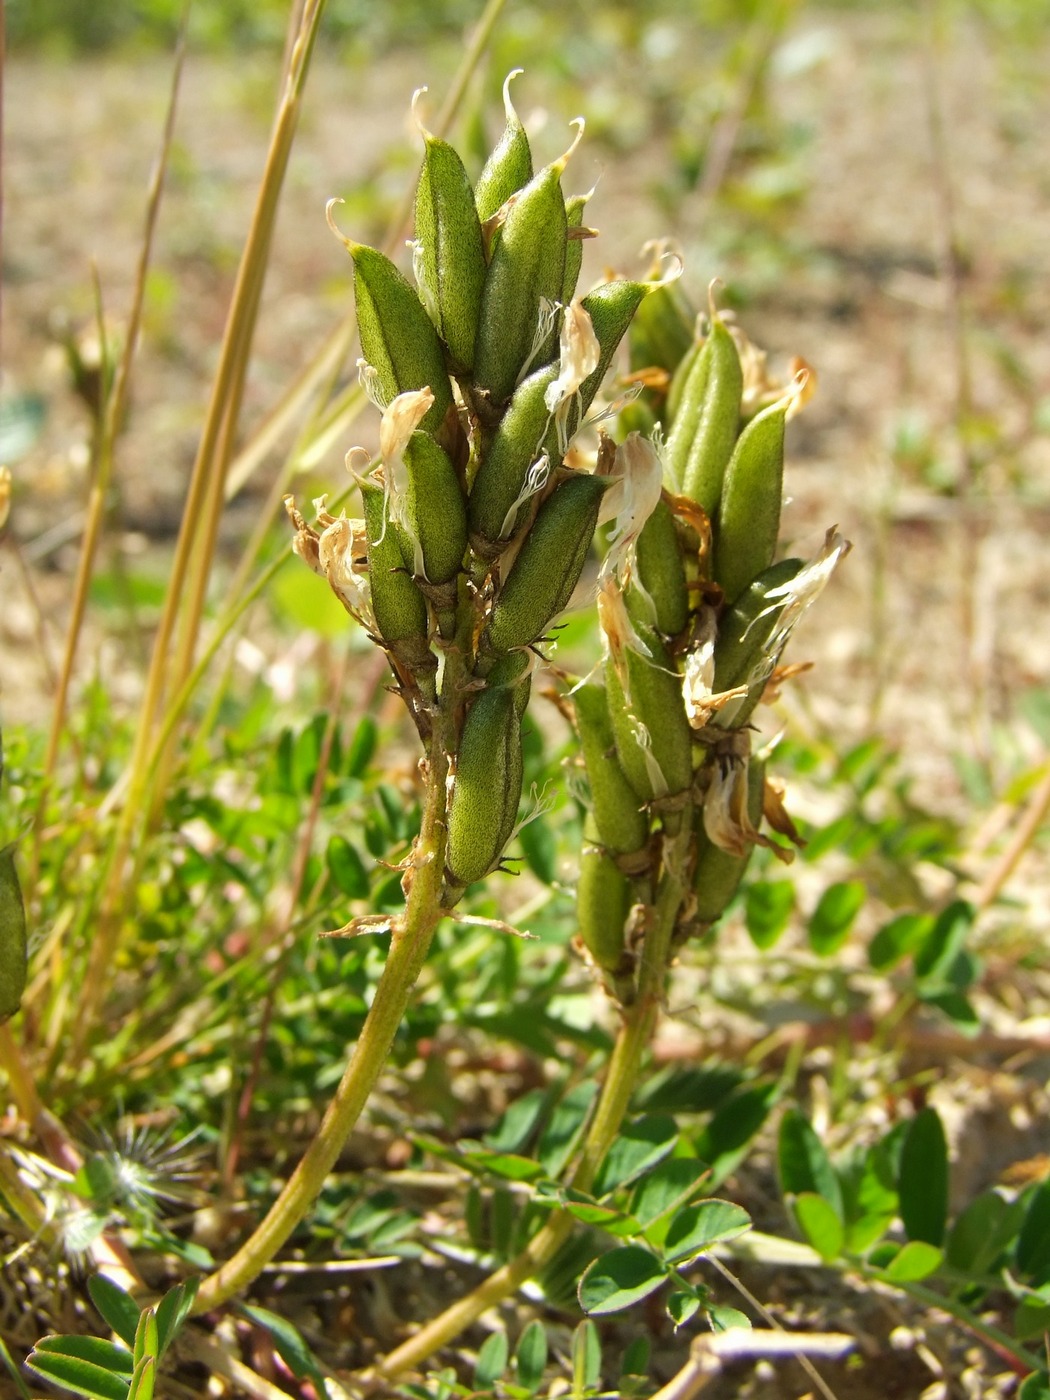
[395,431,468,585]
[360,482,433,674]
[446,684,526,887]
[474,71,533,223]
[578,824,632,974]
[711,557,804,730]
[473,159,569,406]
[468,361,560,552]
[664,313,742,506]
[573,683,649,855]
[414,132,487,371]
[628,279,695,381]
[561,192,591,304]
[693,757,764,923]
[712,395,789,605]
[484,473,608,654]
[605,623,693,802]
[663,333,703,433]
[348,241,454,435]
[631,497,690,637]
[573,278,649,419]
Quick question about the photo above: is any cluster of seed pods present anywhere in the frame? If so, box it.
[573,274,848,998]
[288,76,846,968]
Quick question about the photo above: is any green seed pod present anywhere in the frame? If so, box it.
[484,472,608,654]
[628,279,695,379]
[396,431,468,586]
[446,684,525,887]
[573,683,649,855]
[664,332,703,429]
[693,758,764,923]
[712,557,803,691]
[573,278,649,420]
[631,498,689,637]
[346,240,454,435]
[474,70,533,223]
[473,157,569,406]
[468,361,560,552]
[605,623,693,802]
[360,481,433,674]
[414,130,487,371]
[578,824,632,974]
[561,191,591,305]
[664,312,742,507]
[712,394,789,606]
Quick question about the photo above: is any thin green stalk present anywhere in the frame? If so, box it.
[376,819,693,1382]
[190,681,458,1314]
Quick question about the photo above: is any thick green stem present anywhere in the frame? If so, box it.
[376,819,692,1381]
[190,731,451,1315]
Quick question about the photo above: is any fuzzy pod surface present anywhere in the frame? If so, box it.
[446,684,526,886]
[350,242,454,434]
[573,683,649,855]
[578,827,632,974]
[484,472,608,654]
[360,481,431,653]
[605,623,693,802]
[668,314,742,510]
[473,161,568,407]
[468,361,560,550]
[632,498,690,637]
[474,74,533,224]
[396,432,468,585]
[415,133,487,371]
[712,396,788,605]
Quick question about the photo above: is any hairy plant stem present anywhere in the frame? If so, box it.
[190,659,464,1315]
[376,817,694,1382]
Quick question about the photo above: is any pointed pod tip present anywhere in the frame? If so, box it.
[553,116,586,175]
[502,68,525,121]
[411,86,434,142]
[325,197,359,254]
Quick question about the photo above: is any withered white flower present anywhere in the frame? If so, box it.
[703,752,791,862]
[543,298,601,451]
[370,386,435,576]
[597,430,665,595]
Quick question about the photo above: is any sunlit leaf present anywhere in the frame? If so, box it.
[578,1246,668,1315]
[899,1108,948,1246]
[666,1288,701,1329]
[514,1320,548,1394]
[475,1329,509,1388]
[593,1114,678,1196]
[792,1192,844,1262]
[87,1277,139,1350]
[808,880,866,956]
[745,879,795,950]
[879,1240,943,1282]
[778,1110,843,1217]
[662,1199,751,1263]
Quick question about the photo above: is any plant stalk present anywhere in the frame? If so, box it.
[190,695,454,1314]
[375,818,692,1381]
